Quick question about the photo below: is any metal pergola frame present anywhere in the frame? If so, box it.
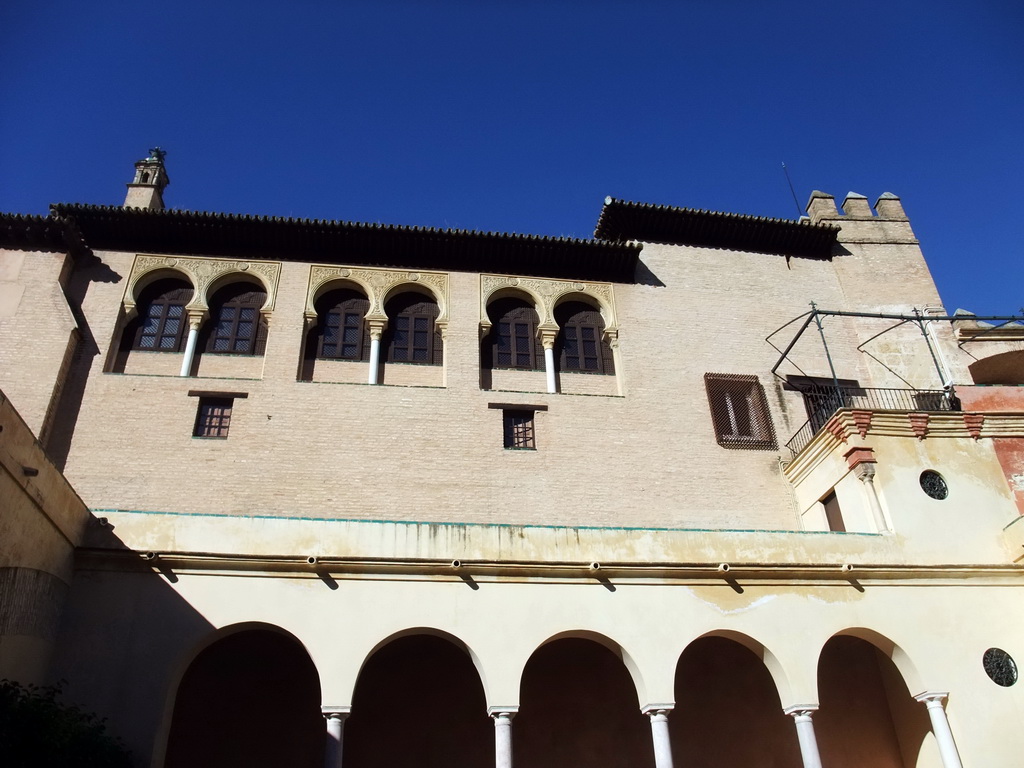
[766,304,1024,395]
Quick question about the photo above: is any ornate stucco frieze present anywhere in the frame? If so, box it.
[305,266,449,324]
[124,254,282,314]
[479,274,618,337]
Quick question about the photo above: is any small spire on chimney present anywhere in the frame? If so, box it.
[124,147,169,210]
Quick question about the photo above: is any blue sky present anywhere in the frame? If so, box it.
[2,1,1021,315]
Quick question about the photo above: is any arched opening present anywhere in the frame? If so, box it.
[300,286,371,383]
[554,299,614,376]
[515,637,652,768]
[112,276,194,374]
[378,290,444,386]
[344,634,490,768]
[481,294,543,390]
[164,627,323,768]
[191,281,268,376]
[670,635,799,767]
[815,635,931,768]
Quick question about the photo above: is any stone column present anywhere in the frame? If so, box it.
[854,463,888,533]
[642,706,674,768]
[845,446,888,533]
[785,707,823,768]
[366,319,386,385]
[488,707,518,768]
[540,329,558,394]
[179,311,205,377]
[322,707,350,768]
[915,693,963,768]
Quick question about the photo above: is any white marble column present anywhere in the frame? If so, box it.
[539,329,557,394]
[179,313,204,377]
[322,707,350,768]
[915,693,963,768]
[488,707,518,768]
[642,706,674,768]
[785,706,823,768]
[367,335,381,384]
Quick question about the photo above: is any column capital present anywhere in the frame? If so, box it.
[487,706,519,719]
[914,691,949,704]
[641,703,675,716]
[322,705,351,720]
[784,704,819,718]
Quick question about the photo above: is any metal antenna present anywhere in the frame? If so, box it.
[782,162,802,217]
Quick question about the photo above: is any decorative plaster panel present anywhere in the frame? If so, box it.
[479,274,617,333]
[305,266,449,322]
[124,254,281,314]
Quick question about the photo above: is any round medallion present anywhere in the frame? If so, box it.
[919,470,948,500]
[340,269,351,277]
[511,278,520,286]
[408,272,420,281]
[238,262,250,271]
[574,282,585,291]
[164,257,178,266]
[983,648,1018,687]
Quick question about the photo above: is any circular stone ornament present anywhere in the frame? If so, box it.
[919,470,948,500]
[983,648,1018,687]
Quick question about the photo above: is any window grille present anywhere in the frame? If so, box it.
[193,397,233,438]
[704,373,777,450]
[484,297,541,371]
[503,410,536,450]
[206,284,268,355]
[133,278,194,351]
[385,293,442,365]
[315,289,371,361]
[555,301,614,375]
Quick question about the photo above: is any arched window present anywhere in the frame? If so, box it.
[133,278,193,351]
[384,292,442,365]
[484,297,541,371]
[315,288,370,361]
[205,283,268,356]
[555,301,615,375]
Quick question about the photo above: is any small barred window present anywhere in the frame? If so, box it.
[503,410,536,450]
[704,373,777,450]
[193,397,233,439]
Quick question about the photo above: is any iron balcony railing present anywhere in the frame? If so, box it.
[785,386,960,457]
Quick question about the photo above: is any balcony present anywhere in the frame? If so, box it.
[785,386,960,457]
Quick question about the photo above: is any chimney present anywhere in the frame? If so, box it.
[124,147,169,210]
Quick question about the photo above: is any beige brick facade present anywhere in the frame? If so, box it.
[2,178,1023,768]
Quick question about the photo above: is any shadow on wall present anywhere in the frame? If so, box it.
[45,257,122,470]
[48,519,216,767]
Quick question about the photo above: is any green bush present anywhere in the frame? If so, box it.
[0,679,133,767]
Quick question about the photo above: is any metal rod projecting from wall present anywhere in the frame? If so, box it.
[767,307,1024,382]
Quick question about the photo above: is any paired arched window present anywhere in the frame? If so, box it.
[554,301,614,375]
[384,292,442,365]
[484,297,542,371]
[205,283,268,356]
[132,278,194,351]
[315,288,370,361]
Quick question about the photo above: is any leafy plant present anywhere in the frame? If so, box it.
[0,679,133,767]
